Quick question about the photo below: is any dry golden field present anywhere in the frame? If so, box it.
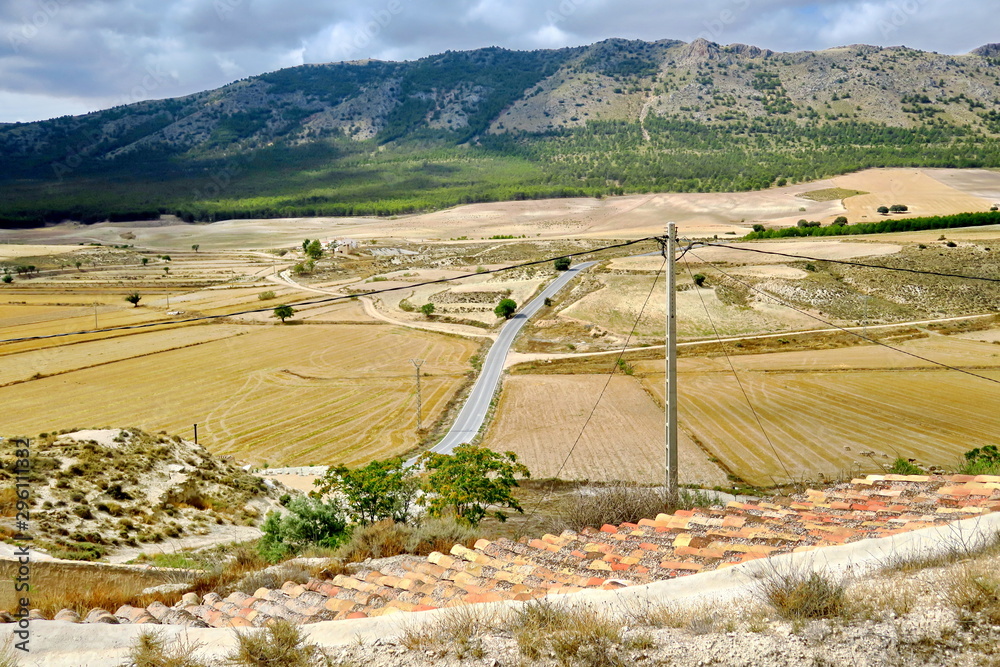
[0,324,477,466]
[481,374,729,486]
[634,336,1000,486]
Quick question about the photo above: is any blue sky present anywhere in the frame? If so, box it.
[0,0,994,123]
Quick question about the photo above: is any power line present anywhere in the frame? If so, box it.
[698,242,1000,284]
[683,261,791,485]
[526,256,666,518]
[0,237,659,344]
[688,250,1000,388]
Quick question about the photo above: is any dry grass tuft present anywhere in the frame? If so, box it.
[400,605,495,659]
[127,630,208,667]
[947,563,1000,627]
[334,518,481,562]
[226,620,331,666]
[753,563,847,622]
[31,582,177,618]
[506,600,627,667]
[549,483,714,533]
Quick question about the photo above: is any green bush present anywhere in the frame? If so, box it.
[257,496,349,562]
[959,445,1000,476]
[889,458,923,475]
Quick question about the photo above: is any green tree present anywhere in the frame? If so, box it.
[752,224,766,232]
[889,204,909,213]
[141,257,149,266]
[554,257,571,271]
[416,444,530,526]
[494,298,517,319]
[306,239,323,259]
[833,216,848,225]
[302,239,311,253]
[258,496,349,562]
[1,273,11,284]
[125,292,141,307]
[877,206,890,215]
[692,273,707,287]
[191,244,199,252]
[272,305,296,323]
[420,303,435,317]
[312,458,418,525]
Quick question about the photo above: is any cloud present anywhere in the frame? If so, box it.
[0,0,994,123]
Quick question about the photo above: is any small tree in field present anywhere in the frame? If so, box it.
[833,216,848,226]
[125,292,141,307]
[889,204,908,213]
[272,305,296,323]
[312,457,418,526]
[416,444,530,526]
[2,273,11,284]
[554,257,571,271]
[191,244,199,252]
[877,206,890,215]
[494,298,517,320]
[692,273,707,287]
[420,303,435,318]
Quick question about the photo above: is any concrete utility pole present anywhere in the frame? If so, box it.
[665,222,679,506]
[410,359,424,431]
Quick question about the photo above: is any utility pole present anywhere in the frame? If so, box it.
[93,302,98,329]
[664,222,679,507]
[410,359,424,431]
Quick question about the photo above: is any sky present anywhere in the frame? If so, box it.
[0,0,995,123]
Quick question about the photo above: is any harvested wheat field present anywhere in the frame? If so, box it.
[0,324,477,466]
[482,374,728,486]
[636,336,1000,486]
[833,168,999,224]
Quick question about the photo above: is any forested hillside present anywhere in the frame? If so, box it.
[2,38,1000,225]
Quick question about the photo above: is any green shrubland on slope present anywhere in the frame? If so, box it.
[4,38,1000,224]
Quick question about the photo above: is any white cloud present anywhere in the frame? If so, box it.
[0,0,995,122]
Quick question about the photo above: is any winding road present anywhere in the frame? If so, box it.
[417,261,597,458]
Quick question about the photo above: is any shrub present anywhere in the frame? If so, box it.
[692,273,707,287]
[257,496,349,562]
[554,257,571,271]
[889,458,923,475]
[420,303,435,317]
[959,445,1000,476]
[257,290,276,301]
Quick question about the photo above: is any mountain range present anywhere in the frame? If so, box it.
[2,38,1000,226]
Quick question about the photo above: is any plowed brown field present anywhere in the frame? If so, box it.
[482,374,729,486]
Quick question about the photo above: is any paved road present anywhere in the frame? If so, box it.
[414,261,597,460]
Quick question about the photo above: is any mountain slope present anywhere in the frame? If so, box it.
[2,38,1000,226]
